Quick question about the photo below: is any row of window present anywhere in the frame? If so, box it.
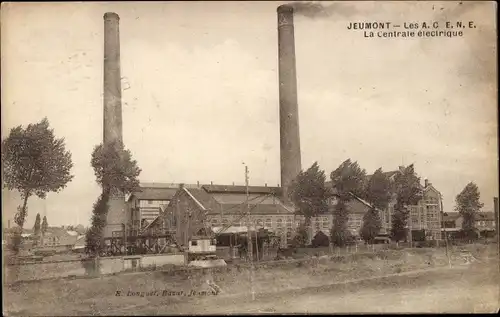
[210,218,295,228]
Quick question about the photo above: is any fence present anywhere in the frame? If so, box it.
[4,253,186,284]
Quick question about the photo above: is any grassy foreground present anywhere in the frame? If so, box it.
[4,245,498,316]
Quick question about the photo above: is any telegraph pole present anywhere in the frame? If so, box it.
[494,197,499,261]
[245,165,252,261]
[440,195,451,268]
[244,163,255,301]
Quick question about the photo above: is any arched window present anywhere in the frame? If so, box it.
[265,218,272,228]
[257,219,263,227]
[286,218,292,228]
[277,218,283,228]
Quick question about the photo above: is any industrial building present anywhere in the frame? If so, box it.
[97,6,446,256]
[98,5,305,256]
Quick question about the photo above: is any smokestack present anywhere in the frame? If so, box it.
[102,12,126,239]
[103,12,123,145]
[277,5,302,204]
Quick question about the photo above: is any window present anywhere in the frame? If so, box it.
[265,218,272,228]
[148,200,153,205]
[257,219,264,227]
[277,218,283,227]
[286,218,292,228]
[191,240,198,246]
[222,219,229,226]
[211,219,219,226]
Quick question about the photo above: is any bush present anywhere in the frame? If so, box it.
[292,224,309,247]
[311,231,330,248]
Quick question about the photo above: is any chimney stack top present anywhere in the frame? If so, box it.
[277,5,294,13]
[424,179,429,187]
[104,12,120,21]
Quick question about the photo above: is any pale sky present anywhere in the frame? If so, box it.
[1,1,497,228]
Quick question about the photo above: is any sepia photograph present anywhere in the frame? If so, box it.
[1,1,498,315]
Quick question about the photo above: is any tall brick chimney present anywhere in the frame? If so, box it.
[277,5,302,204]
[103,12,123,145]
[102,12,126,239]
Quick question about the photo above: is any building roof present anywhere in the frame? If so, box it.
[185,188,220,211]
[443,212,460,221]
[44,227,72,237]
[476,212,495,221]
[202,184,281,195]
[219,203,292,215]
[129,187,178,201]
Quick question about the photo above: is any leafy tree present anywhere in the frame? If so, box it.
[360,168,392,244]
[33,213,41,237]
[90,140,141,195]
[288,162,329,229]
[365,168,392,210]
[86,140,141,255]
[455,182,484,239]
[330,159,366,201]
[291,223,309,247]
[330,159,366,247]
[390,164,423,242]
[1,118,73,253]
[85,191,110,255]
[42,215,48,234]
[360,208,382,244]
[311,230,330,247]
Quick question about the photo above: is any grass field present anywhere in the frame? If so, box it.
[4,244,498,315]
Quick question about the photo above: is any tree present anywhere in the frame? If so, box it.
[86,140,141,255]
[291,223,309,247]
[2,118,73,228]
[311,230,330,247]
[390,164,423,242]
[85,191,110,255]
[360,168,392,244]
[42,215,48,234]
[330,159,366,247]
[360,208,382,244]
[365,168,392,210]
[1,118,73,252]
[33,213,41,237]
[455,182,484,240]
[330,159,366,201]
[288,162,329,229]
[90,141,141,195]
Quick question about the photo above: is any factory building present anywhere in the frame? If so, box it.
[368,167,444,241]
[126,183,179,228]
[131,183,295,247]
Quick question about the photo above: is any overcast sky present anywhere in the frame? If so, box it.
[1,1,497,228]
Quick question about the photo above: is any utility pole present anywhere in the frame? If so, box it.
[494,197,499,261]
[440,195,451,268]
[245,165,252,261]
[243,163,255,301]
[408,207,413,248]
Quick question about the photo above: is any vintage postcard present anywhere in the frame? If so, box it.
[2,1,498,315]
